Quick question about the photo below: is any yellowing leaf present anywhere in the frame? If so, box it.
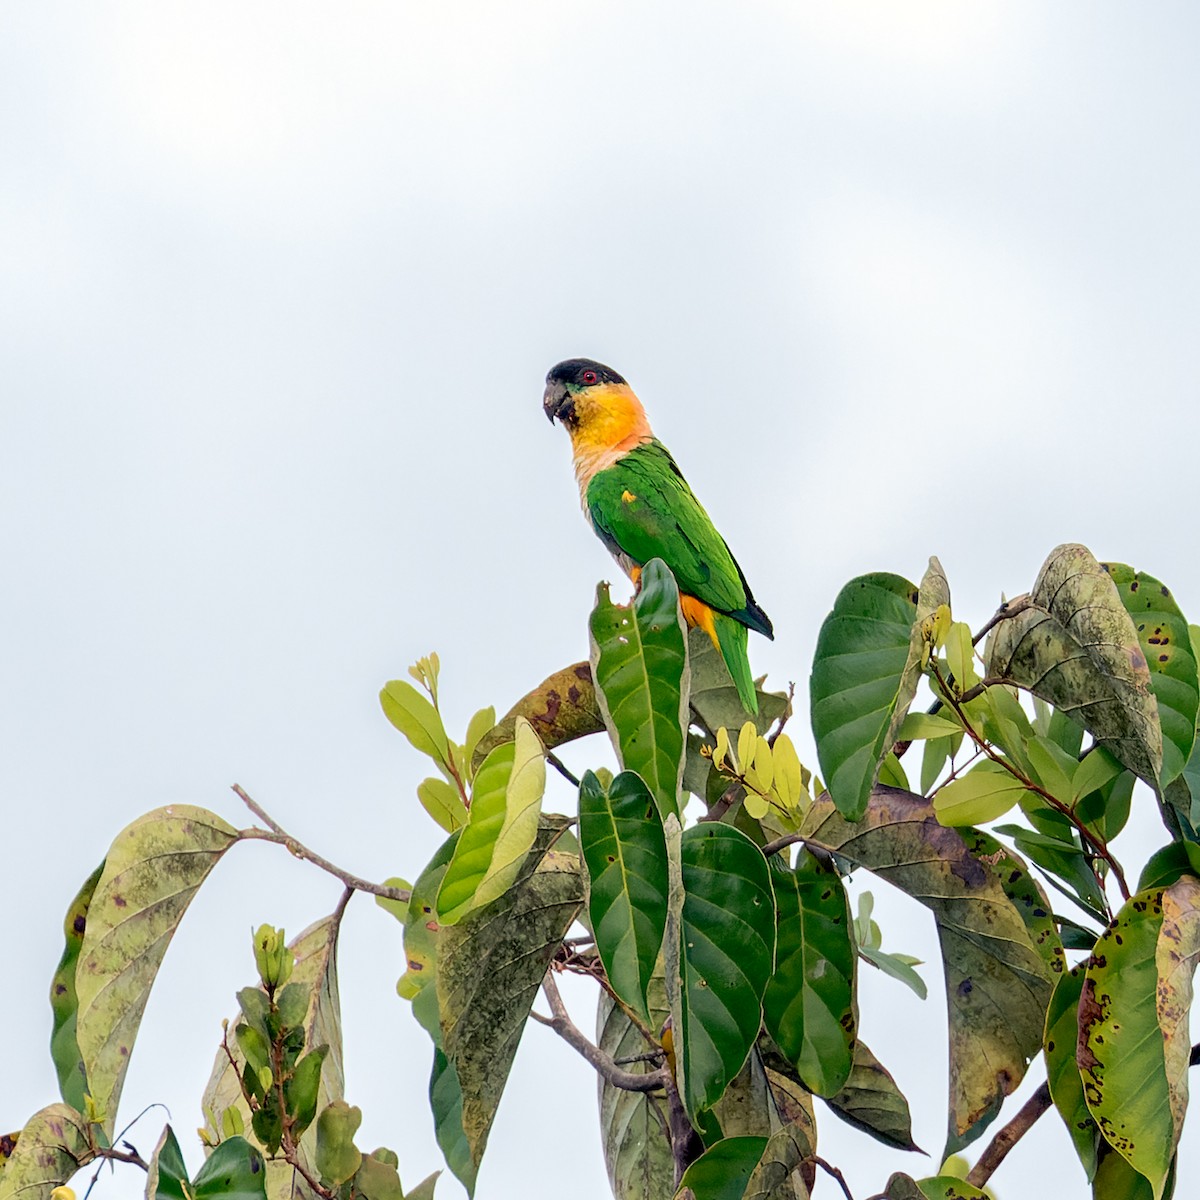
[745,735,774,794]
[743,790,771,819]
[934,760,1031,827]
[714,726,731,771]
[771,735,804,811]
[417,777,468,832]
[380,679,450,766]
[436,719,546,925]
[945,622,980,692]
[737,722,758,775]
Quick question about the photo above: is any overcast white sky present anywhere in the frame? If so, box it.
[4,3,1199,1198]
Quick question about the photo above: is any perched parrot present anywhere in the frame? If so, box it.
[543,357,773,714]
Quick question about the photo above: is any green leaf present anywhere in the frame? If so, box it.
[0,1103,92,1200]
[405,1171,442,1200]
[380,679,450,765]
[1043,964,1099,1179]
[285,1048,327,1138]
[398,833,458,1001]
[417,778,468,833]
[201,915,347,1192]
[49,860,104,1111]
[810,573,920,820]
[985,544,1162,788]
[597,962,674,1200]
[472,662,604,771]
[1079,879,1200,1198]
[1072,746,1124,804]
[579,771,668,1024]
[898,712,963,741]
[670,823,776,1121]
[675,1137,768,1200]
[590,559,690,820]
[800,787,1054,1153]
[1139,843,1200,892]
[74,805,238,1133]
[688,628,790,740]
[412,985,473,1197]
[933,759,1031,827]
[437,818,582,1178]
[316,1102,362,1189]
[436,718,545,925]
[763,852,855,1096]
[913,1178,990,1200]
[859,945,928,1000]
[1104,564,1199,788]
[146,1125,190,1200]
[824,1039,919,1152]
[192,1136,268,1199]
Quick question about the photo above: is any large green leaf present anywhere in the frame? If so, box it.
[0,1104,92,1200]
[472,661,604,770]
[823,1040,918,1153]
[590,558,690,820]
[200,914,347,1199]
[762,852,855,1096]
[1103,564,1198,789]
[668,823,776,1121]
[810,573,920,820]
[597,964,673,1200]
[437,818,582,1177]
[579,770,668,1024]
[932,759,1032,827]
[49,861,104,1111]
[800,787,1053,1153]
[188,1136,268,1199]
[985,544,1162,788]
[1043,964,1099,1180]
[675,1137,768,1200]
[75,805,239,1133]
[1079,878,1200,1198]
[436,718,545,925]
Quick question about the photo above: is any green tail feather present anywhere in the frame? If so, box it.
[714,614,758,715]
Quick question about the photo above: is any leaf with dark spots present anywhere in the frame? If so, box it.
[799,787,1053,1153]
[0,1103,93,1197]
[49,860,104,1110]
[75,805,239,1134]
[437,816,583,1178]
[986,544,1162,789]
[472,662,603,770]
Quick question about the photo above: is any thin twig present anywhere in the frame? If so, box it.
[535,973,668,1093]
[815,1156,855,1200]
[233,785,410,903]
[93,1146,150,1172]
[699,779,744,823]
[545,749,581,788]
[972,596,1032,646]
[766,681,797,747]
[966,1083,1051,1188]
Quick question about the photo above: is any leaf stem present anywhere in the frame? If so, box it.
[233,785,410,903]
[545,749,581,788]
[816,1156,855,1200]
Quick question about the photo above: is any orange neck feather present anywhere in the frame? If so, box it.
[568,383,654,498]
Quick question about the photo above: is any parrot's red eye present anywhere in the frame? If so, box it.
[582,370,598,385]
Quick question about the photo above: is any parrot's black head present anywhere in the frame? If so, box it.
[543,358,628,426]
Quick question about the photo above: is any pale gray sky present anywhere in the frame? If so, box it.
[3,4,1199,1197]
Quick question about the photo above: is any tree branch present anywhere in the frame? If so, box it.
[545,749,581,788]
[233,785,410,903]
[534,973,668,1094]
[761,833,806,859]
[966,1083,1051,1188]
[815,1156,855,1200]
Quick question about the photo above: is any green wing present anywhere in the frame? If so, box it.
[586,441,771,636]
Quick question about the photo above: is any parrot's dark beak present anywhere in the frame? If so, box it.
[543,379,574,425]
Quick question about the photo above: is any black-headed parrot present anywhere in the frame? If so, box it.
[543,357,773,714]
